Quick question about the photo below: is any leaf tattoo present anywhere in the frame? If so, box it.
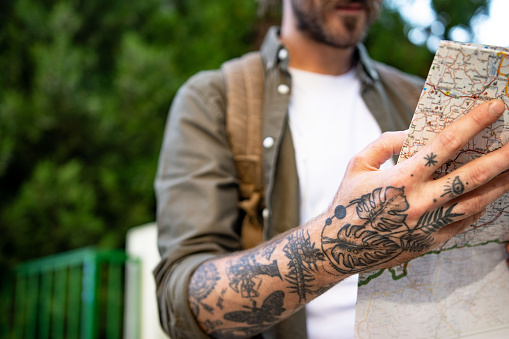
[350,187,409,232]
[416,203,464,234]
[321,186,464,274]
[323,225,402,273]
[322,187,409,274]
[401,203,464,252]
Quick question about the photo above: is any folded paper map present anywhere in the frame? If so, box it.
[355,40,509,339]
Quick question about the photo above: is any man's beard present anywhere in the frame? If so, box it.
[291,0,379,49]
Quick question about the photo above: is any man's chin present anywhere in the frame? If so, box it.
[296,13,369,48]
[319,28,367,49]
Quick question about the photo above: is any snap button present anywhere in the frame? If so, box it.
[277,84,290,95]
[278,48,288,60]
[263,137,275,148]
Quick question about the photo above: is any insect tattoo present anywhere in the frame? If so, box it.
[424,152,438,167]
[283,229,325,303]
[210,291,286,338]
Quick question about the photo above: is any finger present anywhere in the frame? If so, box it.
[431,142,509,205]
[434,171,509,222]
[411,171,509,250]
[432,208,486,246]
[348,131,407,171]
[414,100,505,177]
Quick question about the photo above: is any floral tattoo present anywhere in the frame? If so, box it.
[321,186,464,274]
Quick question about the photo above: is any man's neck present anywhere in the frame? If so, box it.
[280,7,356,76]
[281,33,356,76]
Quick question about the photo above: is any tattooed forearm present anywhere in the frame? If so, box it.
[190,182,468,337]
[283,229,325,302]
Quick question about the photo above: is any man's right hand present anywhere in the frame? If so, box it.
[321,99,509,274]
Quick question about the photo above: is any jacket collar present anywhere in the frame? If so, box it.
[260,26,282,70]
[259,26,379,84]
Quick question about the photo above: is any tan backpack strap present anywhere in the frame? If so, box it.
[222,52,265,249]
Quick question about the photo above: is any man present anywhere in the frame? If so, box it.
[154,0,509,338]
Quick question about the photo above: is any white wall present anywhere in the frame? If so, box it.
[125,223,169,339]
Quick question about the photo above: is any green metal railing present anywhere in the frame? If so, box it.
[2,247,140,339]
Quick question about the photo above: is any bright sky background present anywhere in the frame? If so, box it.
[473,0,509,46]
[388,0,509,49]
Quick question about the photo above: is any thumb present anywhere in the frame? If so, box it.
[350,131,407,171]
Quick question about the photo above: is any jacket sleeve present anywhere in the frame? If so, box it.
[153,70,243,338]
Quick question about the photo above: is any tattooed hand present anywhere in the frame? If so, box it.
[322,99,509,272]
[188,100,509,338]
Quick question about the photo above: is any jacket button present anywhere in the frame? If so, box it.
[277,84,290,95]
[263,137,275,148]
[278,48,288,60]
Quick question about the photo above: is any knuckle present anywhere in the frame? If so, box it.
[462,199,485,214]
[502,180,509,194]
[466,166,488,187]
[348,154,364,169]
[437,127,463,152]
[469,109,489,129]
[380,131,395,140]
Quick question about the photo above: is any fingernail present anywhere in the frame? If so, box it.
[489,100,505,116]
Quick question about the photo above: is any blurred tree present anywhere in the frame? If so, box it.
[0,0,257,267]
[0,0,492,267]
[365,4,434,78]
[366,0,490,78]
[432,0,489,41]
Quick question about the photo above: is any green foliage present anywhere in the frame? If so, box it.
[432,0,489,38]
[0,0,257,266]
[366,0,490,78]
[3,160,104,255]
[365,5,434,78]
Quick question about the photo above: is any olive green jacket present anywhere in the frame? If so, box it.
[154,27,424,339]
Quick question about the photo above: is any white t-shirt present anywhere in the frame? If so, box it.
[287,67,392,339]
